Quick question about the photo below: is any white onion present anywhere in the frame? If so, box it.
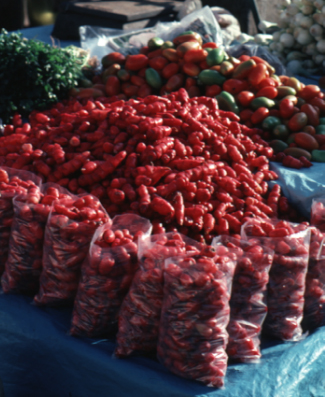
[287,4,300,15]
[280,32,295,47]
[273,30,282,41]
[314,0,325,10]
[300,15,314,28]
[316,38,325,52]
[314,53,325,63]
[296,29,314,44]
[301,4,315,13]
[313,12,325,25]
[310,23,324,36]
[305,42,317,54]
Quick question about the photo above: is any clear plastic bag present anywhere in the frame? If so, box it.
[310,197,325,232]
[226,43,287,76]
[156,6,223,46]
[70,214,152,337]
[34,194,109,306]
[157,247,236,388]
[241,219,311,341]
[114,232,202,358]
[303,226,325,330]
[1,183,69,296]
[0,167,41,276]
[212,235,274,362]
[79,6,223,59]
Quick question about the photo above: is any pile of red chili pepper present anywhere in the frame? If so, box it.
[0,87,303,242]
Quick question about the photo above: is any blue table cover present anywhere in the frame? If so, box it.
[270,162,325,220]
[1,288,325,397]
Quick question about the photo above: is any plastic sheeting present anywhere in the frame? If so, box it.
[0,289,325,397]
[269,162,325,220]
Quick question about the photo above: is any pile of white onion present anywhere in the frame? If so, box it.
[263,0,325,75]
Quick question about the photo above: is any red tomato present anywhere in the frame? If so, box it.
[125,54,149,71]
[185,77,197,89]
[147,49,163,59]
[137,67,147,78]
[239,55,251,62]
[288,112,308,131]
[239,108,254,121]
[199,60,209,70]
[223,79,248,95]
[255,86,278,99]
[269,109,281,118]
[162,48,179,63]
[302,125,316,136]
[121,83,138,97]
[299,85,321,101]
[248,63,268,87]
[236,91,255,107]
[130,75,145,87]
[138,83,152,98]
[310,97,325,115]
[166,74,185,92]
[149,56,168,70]
[162,62,180,80]
[251,107,269,124]
[184,48,208,63]
[300,103,320,126]
[105,75,120,96]
[279,98,295,119]
[139,46,149,55]
[188,85,201,98]
[205,84,222,97]
[257,77,278,90]
[183,62,201,77]
[202,42,218,49]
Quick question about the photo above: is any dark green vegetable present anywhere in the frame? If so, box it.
[0,29,88,123]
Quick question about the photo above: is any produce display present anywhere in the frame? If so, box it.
[157,248,236,388]
[34,194,108,306]
[1,183,69,295]
[70,214,152,337]
[241,219,311,341]
[1,17,325,390]
[212,235,274,362]
[115,232,202,357]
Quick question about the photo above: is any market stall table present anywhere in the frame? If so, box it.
[1,23,325,397]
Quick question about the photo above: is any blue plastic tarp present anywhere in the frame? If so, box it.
[1,289,325,397]
[269,162,325,220]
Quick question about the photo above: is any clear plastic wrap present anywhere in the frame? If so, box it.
[1,183,70,296]
[303,226,325,330]
[212,235,274,362]
[0,167,41,276]
[79,6,223,59]
[157,248,236,388]
[34,194,109,306]
[114,232,202,358]
[310,197,325,232]
[241,219,311,341]
[70,214,152,337]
